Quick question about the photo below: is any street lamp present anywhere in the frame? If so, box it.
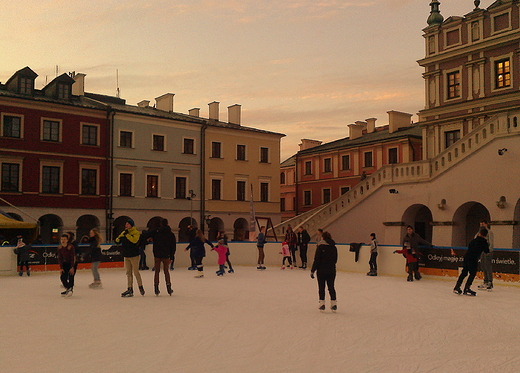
[188,189,196,225]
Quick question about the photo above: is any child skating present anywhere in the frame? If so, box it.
[280,241,293,269]
[212,239,229,276]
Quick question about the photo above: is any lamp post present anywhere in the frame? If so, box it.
[188,189,196,225]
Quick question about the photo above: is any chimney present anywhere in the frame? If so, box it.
[209,101,220,121]
[299,139,322,151]
[228,104,241,125]
[155,93,174,112]
[366,118,377,133]
[137,100,150,108]
[348,121,366,140]
[71,73,86,96]
[387,110,412,133]
[189,108,200,117]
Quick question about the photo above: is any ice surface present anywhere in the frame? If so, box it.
[1,266,520,373]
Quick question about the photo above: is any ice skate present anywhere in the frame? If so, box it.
[18,271,22,276]
[281,266,285,270]
[463,288,476,296]
[194,272,204,278]
[331,300,337,312]
[121,288,134,297]
[167,284,173,296]
[154,284,160,296]
[228,269,234,274]
[453,287,462,295]
[139,286,145,296]
[216,270,224,276]
[27,269,30,277]
[318,300,326,312]
[66,287,73,297]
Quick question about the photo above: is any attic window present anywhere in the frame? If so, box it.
[446,29,460,47]
[493,12,510,33]
[19,77,33,95]
[57,83,70,100]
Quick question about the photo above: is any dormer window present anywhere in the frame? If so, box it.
[19,77,33,95]
[57,83,70,100]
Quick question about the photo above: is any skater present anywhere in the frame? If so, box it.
[256,226,267,270]
[143,219,176,296]
[185,229,213,278]
[115,219,145,297]
[66,232,81,273]
[138,229,150,270]
[476,220,494,290]
[186,224,198,270]
[212,238,228,276]
[13,235,31,276]
[367,233,378,276]
[284,225,298,267]
[86,228,103,289]
[297,227,310,269]
[310,231,338,312]
[58,234,75,297]
[217,230,234,273]
[454,228,490,296]
[395,225,431,281]
[280,241,293,269]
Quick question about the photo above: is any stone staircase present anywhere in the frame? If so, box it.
[273,111,520,237]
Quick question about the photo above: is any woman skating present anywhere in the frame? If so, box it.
[310,231,338,312]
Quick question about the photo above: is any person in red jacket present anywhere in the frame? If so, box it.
[394,226,431,282]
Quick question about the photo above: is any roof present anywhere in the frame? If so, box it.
[298,125,422,155]
[280,154,296,167]
[0,214,37,229]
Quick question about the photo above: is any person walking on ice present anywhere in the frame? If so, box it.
[58,234,75,297]
[86,228,103,289]
[256,226,267,270]
[280,241,293,269]
[367,233,378,276]
[185,229,213,278]
[310,231,338,312]
[14,235,31,277]
[116,219,145,297]
[454,228,490,296]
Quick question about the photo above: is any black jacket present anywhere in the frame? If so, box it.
[465,236,489,264]
[86,236,102,262]
[143,226,177,259]
[311,238,338,274]
[297,230,311,246]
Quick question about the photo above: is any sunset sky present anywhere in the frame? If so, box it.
[0,1,490,160]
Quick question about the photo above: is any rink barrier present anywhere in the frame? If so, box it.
[2,242,519,284]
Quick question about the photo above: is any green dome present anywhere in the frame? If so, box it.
[427,0,444,26]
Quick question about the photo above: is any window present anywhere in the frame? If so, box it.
[42,166,60,194]
[175,177,187,199]
[280,198,286,212]
[153,135,165,151]
[323,188,331,204]
[146,175,159,198]
[324,158,332,173]
[211,179,221,200]
[303,190,311,206]
[57,83,70,100]
[341,155,350,170]
[388,148,398,164]
[304,161,312,175]
[428,35,436,54]
[447,71,460,99]
[260,182,269,202]
[42,120,60,142]
[237,144,246,161]
[120,131,133,148]
[493,12,510,33]
[2,115,22,138]
[446,29,460,46]
[211,142,222,158]
[495,59,511,89]
[364,152,373,168]
[119,173,132,196]
[280,172,286,185]
[237,180,246,201]
[260,147,269,163]
[1,163,20,192]
[183,138,195,154]
[81,169,97,195]
[340,186,350,195]
[445,130,460,148]
[82,125,98,146]
[19,77,33,95]
[471,21,480,41]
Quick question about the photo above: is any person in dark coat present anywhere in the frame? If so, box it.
[143,219,176,295]
[297,227,311,269]
[14,235,31,276]
[395,225,431,281]
[186,225,198,270]
[185,229,213,278]
[454,228,490,296]
[85,228,103,289]
[310,231,338,312]
[284,225,298,267]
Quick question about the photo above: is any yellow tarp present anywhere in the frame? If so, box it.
[0,214,37,229]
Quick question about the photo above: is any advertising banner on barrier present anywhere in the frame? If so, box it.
[421,247,519,275]
[28,244,124,267]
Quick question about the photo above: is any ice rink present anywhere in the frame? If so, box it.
[2,265,520,373]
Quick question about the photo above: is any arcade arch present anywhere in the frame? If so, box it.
[452,202,490,247]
